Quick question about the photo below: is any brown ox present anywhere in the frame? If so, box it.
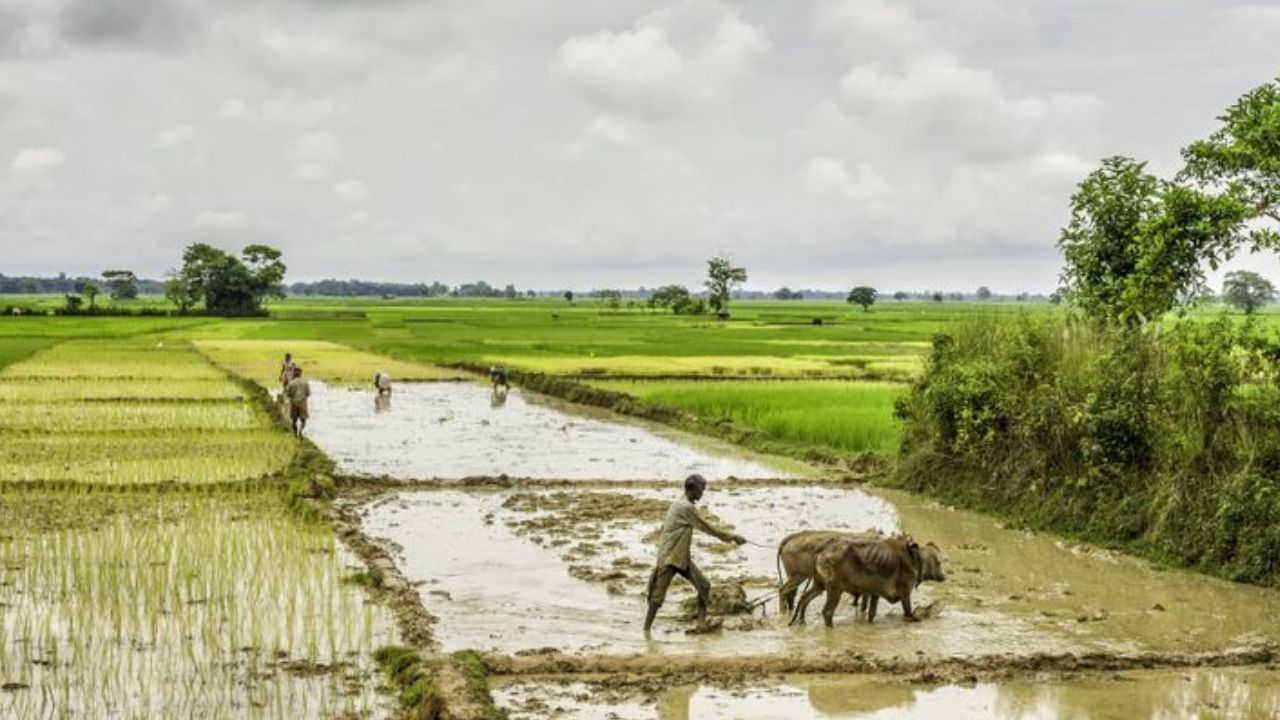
[775,528,884,614]
[792,536,943,626]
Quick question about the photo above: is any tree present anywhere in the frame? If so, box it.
[931,292,944,302]
[976,286,993,301]
[503,284,518,299]
[75,282,99,309]
[164,273,195,313]
[593,288,622,310]
[1181,78,1280,251]
[705,256,747,318]
[774,287,803,300]
[171,243,288,315]
[102,270,138,300]
[563,290,574,303]
[1057,156,1250,325]
[847,286,876,312]
[649,284,692,313]
[1222,271,1276,314]
[893,291,909,301]
[63,294,83,312]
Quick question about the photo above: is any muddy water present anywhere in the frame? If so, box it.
[493,667,1280,719]
[305,382,799,480]
[358,484,1280,659]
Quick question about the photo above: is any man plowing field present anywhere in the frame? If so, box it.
[644,474,748,634]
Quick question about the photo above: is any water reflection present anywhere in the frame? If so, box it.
[374,394,391,414]
[490,387,508,408]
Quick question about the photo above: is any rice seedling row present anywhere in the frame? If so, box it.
[0,494,397,719]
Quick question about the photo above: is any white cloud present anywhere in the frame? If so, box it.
[217,97,248,120]
[803,157,892,203]
[10,146,65,175]
[192,210,246,229]
[150,124,194,150]
[555,1,769,119]
[288,130,344,180]
[332,177,368,200]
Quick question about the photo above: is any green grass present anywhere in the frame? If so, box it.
[590,379,906,457]
[193,338,469,387]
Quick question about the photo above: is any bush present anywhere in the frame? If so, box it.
[895,312,1280,584]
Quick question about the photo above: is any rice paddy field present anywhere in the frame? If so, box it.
[5,298,1279,718]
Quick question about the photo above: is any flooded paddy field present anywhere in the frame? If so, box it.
[349,482,1280,660]
[493,666,1280,719]
[0,492,398,719]
[306,382,800,481]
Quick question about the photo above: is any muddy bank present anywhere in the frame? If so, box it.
[492,665,1280,719]
[303,381,799,481]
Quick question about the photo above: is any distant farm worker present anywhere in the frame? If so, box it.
[644,474,747,634]
[374,371,392,396]
[489,366,509,391]
[285,367,311,437]
[280,353,297,389]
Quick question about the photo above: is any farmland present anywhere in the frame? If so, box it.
[4,298,1280,718]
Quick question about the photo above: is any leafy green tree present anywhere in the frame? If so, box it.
[774,287,803,300]
[705,256,746,318]
[1058,157,1250,325]
[75,281,99,309]
[976,286,992,301]
[893,291,909,300]
[63,294,83,312]
[102,270,138,300]
[164,273,195,313]
[931,292,943,302]
[1222,270,1276,313]
[563,290,574,303]
[172,243,288,315]
[593,288,622,310]
[1181,77,1280,251]
[847,286,876,311]
[649,284,691,312]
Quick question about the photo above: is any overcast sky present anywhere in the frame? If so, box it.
[1,0,1277,292]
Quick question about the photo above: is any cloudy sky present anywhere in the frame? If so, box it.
[1,0,1277,292]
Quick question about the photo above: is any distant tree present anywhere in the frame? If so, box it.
[774,287,803,300]
[102,270,138,300]
[1222,271,1276,314]
[976,286,993,301]
[526,289,536,298]
[593,288,622,310]
[649,284,692,313]
[892,291,909,301]
[932,292,944,302]
[563,290,574,303]
[63,294,83,312]
[705,256,747,318]
[164,273,195,313]
[173,243,288,315]
[76,282,99,309]
[846,286,877,312]
[503,283,518,299]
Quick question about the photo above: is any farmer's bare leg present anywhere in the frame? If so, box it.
[686,561,711,626]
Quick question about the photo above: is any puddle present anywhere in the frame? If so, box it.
[493,667,1280,719]
[305,382,799,480]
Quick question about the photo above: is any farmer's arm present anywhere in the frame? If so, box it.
[682,504,745,544]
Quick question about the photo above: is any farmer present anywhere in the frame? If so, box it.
[280,353,297,390]
[644,474,747,634]
[489,366,509,391]
[285,367,311,437]
[373,370,392,396]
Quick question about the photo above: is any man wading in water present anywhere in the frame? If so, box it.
[285,367,311,437]
[644,474,747,634]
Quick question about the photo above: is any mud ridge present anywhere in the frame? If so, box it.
[332,474,848,492]
[479,645,1278,685]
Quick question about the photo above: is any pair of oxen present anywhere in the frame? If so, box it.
[776,529,945,627]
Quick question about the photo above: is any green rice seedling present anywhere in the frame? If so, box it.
[590,379,906,457]
[193,339,467,387]
[0,494,398,719]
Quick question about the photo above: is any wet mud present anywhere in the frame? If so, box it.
[493,666,1280,719]
[305,382,799,481]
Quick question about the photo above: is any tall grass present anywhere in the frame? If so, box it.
[591,380,905,457]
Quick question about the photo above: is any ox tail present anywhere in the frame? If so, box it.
[775,542,784,587]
